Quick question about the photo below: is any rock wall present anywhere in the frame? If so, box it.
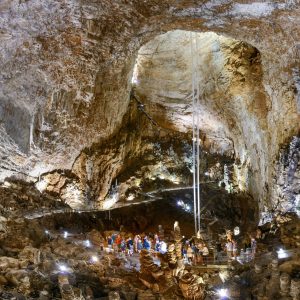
[0,0,299,214]
[133,30,269,203]
[272,136,300,216]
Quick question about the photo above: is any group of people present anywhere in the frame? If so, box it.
[225,229,259,262]
[225,234,238,260]
[105,231,213,265]
[104,225,261,266]
[183,241,210,265]
[106,233,168,256]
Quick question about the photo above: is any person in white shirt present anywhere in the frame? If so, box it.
[202,244,209,265]
[187,245,194,264]
[225,240,233,260]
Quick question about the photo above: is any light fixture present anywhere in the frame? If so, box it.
[85,240,91,247]
[217,288,228,298]
[91,255,98,263]
[58,264,68,273]
[127,194,135,201]
[234,226,240,236]
[45,230,49,235]
[219,270,230,283]
[63,231,68,238]
[185,205,191,211]
[160,241,167,254]
[277,248,289,259]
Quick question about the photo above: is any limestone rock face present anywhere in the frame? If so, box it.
[179,272,205,300]
[273,136,300,216]
[133,29,298,212]
[0,1,299,213]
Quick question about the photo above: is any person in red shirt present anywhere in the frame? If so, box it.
[115,234,122,251]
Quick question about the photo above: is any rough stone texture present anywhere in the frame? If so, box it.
[273,136,300,215]
[134,30,269,201]
[0,0,299,214]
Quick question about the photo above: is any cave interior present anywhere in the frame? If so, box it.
[0,1,300,300]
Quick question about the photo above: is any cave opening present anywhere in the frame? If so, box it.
[115,29,262,235]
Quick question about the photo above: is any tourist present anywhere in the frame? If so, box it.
[159,240,167,254]
[113,241,118,253]
[155,239,160,252]
[107,235,112,251]
[120,239,126,253]
[115,234,122,251]
[191,243,198,264]
[127,237,134,256]
[187,245,194,264]
[226,229,233,241]
[154,233,159,244]
[225,239,233,260]
[202,243,209,265]
[134,235,140,252]
[137,238,143,253]
[143,236,151,251]
[148,238,153,251]
[196,242,204,265]
[111,233,117,244]
[182,245,188,262]
[251,236,257,259]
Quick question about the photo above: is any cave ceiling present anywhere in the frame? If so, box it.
[0,0,299,215]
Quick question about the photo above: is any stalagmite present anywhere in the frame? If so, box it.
[280,273,291,298]
[58,274,76,300]
[179,272,205,300]
[174,221,183,259]
[290,279,300,300]
[0,1,299,299]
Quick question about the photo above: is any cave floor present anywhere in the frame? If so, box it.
[0,203,299,299]
[0,182,299,299]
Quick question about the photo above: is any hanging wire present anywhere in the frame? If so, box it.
[195,33,201,233]
[190,32,197,236]
[190,32,201,236]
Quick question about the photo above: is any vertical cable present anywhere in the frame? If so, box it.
[195,33,201,233]
[190,32,197,236]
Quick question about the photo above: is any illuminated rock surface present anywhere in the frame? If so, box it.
[0,1,300,299]
[0,0,299,213]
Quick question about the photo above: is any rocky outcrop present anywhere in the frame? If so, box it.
[139,222,207,299]
[272,136,300,215]
[179,272,205,300]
